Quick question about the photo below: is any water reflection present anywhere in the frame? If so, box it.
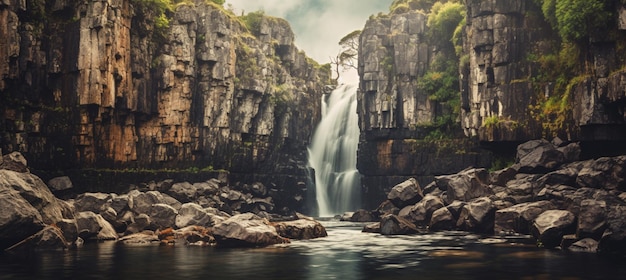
[1,221,624,280]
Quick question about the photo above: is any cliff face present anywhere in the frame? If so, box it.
[462,0,626,144]
[357,10,491,208]
[0,1,330,195]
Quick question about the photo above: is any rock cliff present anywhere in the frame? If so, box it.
[0,0,331,200]
[357,8,492,208]
[461,0,626,144]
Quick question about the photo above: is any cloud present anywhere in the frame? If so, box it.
[225,0,392,64]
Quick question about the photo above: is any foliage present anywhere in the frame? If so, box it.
[427,2,465,52]
[390,0,445,13]
[240,10,266,36]
[331,30,361,79]
[536,0,611,42]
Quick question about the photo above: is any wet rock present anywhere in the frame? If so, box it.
[429,207,455,231]
[495,201,556,235]
[273,219,327,239]
[362,222,381,233]
[75,192,112,213]
[568,238,599,253]
[175,203,213,228]
[349,209,377,222]
[380,214,421,235]
[598,205,626,254]
[56,219,79,245]
[576,199,607,240]
[531,210,576,248]
[149,204,178,229]
[387,178,423,208]
[212,213,289,247]
[175,226,215,246]
[76,211,118,241]
[47,176,74,193]
[399,195,444,227]
[118,232,160,246]
[0,189,46,249]
[436,168,493,204]
[515,140,565,173]
[456,197,496,233]
[5,226,69,252]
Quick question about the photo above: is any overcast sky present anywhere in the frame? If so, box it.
[225,0,392,65]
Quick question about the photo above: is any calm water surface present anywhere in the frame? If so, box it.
[1,221,624,280]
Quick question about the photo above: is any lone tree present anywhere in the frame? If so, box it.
[331,29,361,82]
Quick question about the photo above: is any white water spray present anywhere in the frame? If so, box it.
[308,84,361,217]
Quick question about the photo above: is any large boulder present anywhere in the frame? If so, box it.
[515,139,565,173]
[495,201,556,235]
[0,189,46,249]
[531,210,576,248]
[129,191,163,215]
[166,182,197,203]
[149,204,178,229]
[429,207,455,231]
[456,197,496,233]
[349,209,377,222]
[598,205,626,254]
[576,156,626,191]
[387,178,423,208]
[398,195,444,227]
[576,199,607,240]
[273,219,327,239]
[0,170,65,224]
[5,226,69,252]
[212,213,289,247]
[175,203,213,228]
[76,211,118,241]
[47,176,74,193]
[436,168,493,204]
[75,192,112,213]
[380,214,421,235]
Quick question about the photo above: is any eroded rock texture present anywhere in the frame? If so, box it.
[0,1,330,195]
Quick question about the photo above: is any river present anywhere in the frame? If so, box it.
[1,220,623,280]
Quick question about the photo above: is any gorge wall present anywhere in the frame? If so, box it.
[0,0,331,212]
[357,0,626,208]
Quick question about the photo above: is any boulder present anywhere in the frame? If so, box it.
[429,207,455,231]
[387,178,423,208]
[125,213,152,234]
[494,201,556,235]
[118,232,160,246]
[193,181,219,196]
[0,170,65,224]
[166,182,197,203]
[380,214,421,235]
[75,192,112,213]
[576,156,626,191]
[557,142,581,163]
[273,219,327,239]
[362,222,381,233]
[47,176,74,192]
[76,211,118,241]
[129,191,163,215]
[576,199,607,240]
[398,195,444,226]
[515,139,565,173]
[56,218,79,244]
[0,189,46,249]
[373,200,400,217]
[436,168,493,204]
[149,203,178,229]
[175,203,213,228]
[212,213,289,247]
[176,226,215,245]
[5,226,69,252]
[0,152,29,172]
[531,210,576,248]
[568,238,599,253]
[598,205,626,254]
[110,194,130,214]
[456,197,496,233]
[350,209,377,222]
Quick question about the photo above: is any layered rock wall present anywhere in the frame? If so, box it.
[0,0,330,194]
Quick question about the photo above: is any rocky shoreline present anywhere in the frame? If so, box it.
[0,152,326,252]
[345,139,626,255]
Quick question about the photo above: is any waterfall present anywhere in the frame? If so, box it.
[308,84,361,217]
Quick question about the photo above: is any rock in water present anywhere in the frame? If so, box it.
[380,214,420,235]
[212,213,289,247]
[387,178,423,208]
[273,219,327,240]
[5,226,69,252]
[531,210,576,248]
[0,189,46,249]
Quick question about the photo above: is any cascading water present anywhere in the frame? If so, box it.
[308,84,361,217]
